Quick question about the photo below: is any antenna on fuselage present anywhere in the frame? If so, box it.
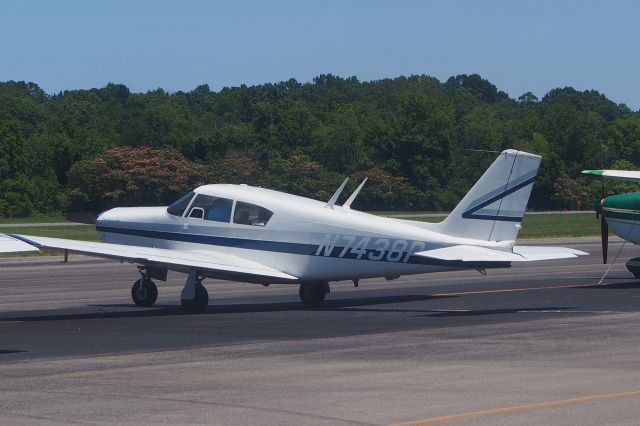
[343,178,368,210]
[326,177,349,209]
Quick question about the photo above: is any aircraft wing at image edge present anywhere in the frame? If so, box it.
[4,234,298,282]
[0,234,39,253]
[582,169,640,182]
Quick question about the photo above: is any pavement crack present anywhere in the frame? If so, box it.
[0,386,375,425]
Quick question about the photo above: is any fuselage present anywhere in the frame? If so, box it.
[602,192,640,244]
[96,184,513,283]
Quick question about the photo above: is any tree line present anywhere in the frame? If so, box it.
[0,74,638,217]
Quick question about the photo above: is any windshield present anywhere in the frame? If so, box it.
[167,191,194,216]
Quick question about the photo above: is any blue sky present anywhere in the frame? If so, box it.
[1,0,638,109]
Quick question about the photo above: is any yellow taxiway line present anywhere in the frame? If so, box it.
[432,283,592,297]
[387,390,640,425]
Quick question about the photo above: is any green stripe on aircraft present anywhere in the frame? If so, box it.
[581,170,605,176]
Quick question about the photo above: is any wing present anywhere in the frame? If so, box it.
[9,234,297,283]
[415,244,587,263]
[0,233,39,253]
[582,169,640,183]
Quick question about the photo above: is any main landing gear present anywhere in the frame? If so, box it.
[626,257,640,279]
[130,268,208,313]
[299,282,330,306]
[180,270,209,313]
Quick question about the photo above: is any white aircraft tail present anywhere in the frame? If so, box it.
[434,149,541,242]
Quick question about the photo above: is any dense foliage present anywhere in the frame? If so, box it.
[0,74,638,217]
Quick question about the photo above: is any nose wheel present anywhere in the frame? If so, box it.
[131,277,158,307]
[299,282,329,306]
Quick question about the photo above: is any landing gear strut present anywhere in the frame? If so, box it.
[131,276,158,307]
[181,271,209,313]
[299,282,329,306]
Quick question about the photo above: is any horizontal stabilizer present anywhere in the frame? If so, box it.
[415,245,525,262]
[0,233,39,253]
[512,245,588,261]
[415,245,587,263]
[582,169,640,183]
[10,234,297,282]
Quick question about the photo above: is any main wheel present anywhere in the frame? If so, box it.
[181,283,209,313]
[131,278,158,307]
[299,283,327,306]
[625,258,640,279]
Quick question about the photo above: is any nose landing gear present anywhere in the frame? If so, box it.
[131,276,158,307]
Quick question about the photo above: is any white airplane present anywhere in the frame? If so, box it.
[1,149,586,313]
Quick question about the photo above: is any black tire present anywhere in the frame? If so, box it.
[181,283,209,313]
[131,278,158,307]
[633,272,640,279]
[299,283,327,306]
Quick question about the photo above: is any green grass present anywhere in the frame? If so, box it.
[404,212,600,238]
[1,225,99,240]
[0,215,67,224]
[0,225,99,257]
[518,213,600,238]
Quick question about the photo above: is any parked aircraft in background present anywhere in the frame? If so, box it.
[1,150,586,313]
[582,169,640,276]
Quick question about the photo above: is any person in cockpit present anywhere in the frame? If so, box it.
[206,198,232,222]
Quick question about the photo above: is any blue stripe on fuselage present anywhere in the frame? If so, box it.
[96,225,318,255]
[95,225,510,269]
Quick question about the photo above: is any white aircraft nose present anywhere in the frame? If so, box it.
[96,206,167,226]
[96,209,118,224]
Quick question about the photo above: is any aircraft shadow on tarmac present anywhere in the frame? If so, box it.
[0,349,26,355]
[0,294,459,322]
[574,280,640,290]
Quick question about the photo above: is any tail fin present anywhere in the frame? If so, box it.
[435,149,541,242]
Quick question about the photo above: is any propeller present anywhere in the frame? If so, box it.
[595,198,608,264]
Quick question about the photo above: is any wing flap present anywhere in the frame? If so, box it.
[10,234,297,282]
[0,233,39,253]
[415,244,587,263]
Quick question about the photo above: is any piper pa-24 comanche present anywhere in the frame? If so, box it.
[1,149,586,313]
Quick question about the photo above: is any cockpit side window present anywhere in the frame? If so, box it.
[167,191,194,217]
[188,194,233,223]
[233,201,273,226]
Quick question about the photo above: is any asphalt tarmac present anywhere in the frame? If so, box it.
[2,237,640,425]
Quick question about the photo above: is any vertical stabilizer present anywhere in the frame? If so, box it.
[434,149,541,241]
